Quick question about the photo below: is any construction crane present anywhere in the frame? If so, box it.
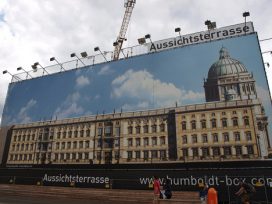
[113,0,136,60]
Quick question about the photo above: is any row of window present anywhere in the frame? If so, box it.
[127,136,166,147]
[181,117,250,130]
[181,145,254,157]
[181,131,252,144]
[127,150,167,160]
[127,124,166,134]
[181,110,248,120]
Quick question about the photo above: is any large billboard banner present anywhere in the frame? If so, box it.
[1,31,272,144]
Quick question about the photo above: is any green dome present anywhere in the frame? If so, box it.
[208,47,248,78]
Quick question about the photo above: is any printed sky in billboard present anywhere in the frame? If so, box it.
[1,33,272,140]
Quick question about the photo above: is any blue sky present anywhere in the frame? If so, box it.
[2,34,272,133]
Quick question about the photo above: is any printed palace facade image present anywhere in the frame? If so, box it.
[5,48,271,165]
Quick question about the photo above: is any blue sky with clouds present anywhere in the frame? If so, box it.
[1,34,272,138]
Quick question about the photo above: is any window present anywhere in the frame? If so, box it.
[98,128,103,136]
[96,152,101,160]
[160,150,166,159]
[66,153,70,160]
[57,132,61,139]
[152,137,157,146]
[67,142,71,149]
[223,133,229,142]
[128,126,133,134]
[143,125,149,133]
[244,117,250,126]
[235,146,242,156]
[68,131,72,138]
[213,147,220,156]
[144,137,149,146]
[160,137,165,145]
[192,148,198,157]
[56,142,60,150]
[160,124,165,132]
[182,135,187,144]
[182,148,188,157]
[78,153,82,160]
[222,118,227,128]
[80,130,84,137]
[73,141,77,149]
[143,151,149,160]
[86,130,90,137]
[182,121,186,130]
[135,151,141,159]
[202,134,208,143]
[128,138,133,147]
[152,125,157,133]
[63,131,67,138]
[136,138,141,146]
[136,126,141,134]
[151,150,158,158]
[79,141,83,148]
[211,119,217,128]
[201,120,206,129]
[74,131,78,138]
[115,138,120,147]
[85,141,89,148]
[191,120,196,130]
[213,134,218,142]
[85,152,89,160]
[234,132,240,141]
[192,135,197,143]
[246,132,252,141]
[97,139,102,148]
[232,117,238,127]
[105,126,112,135]
[127,151,133,160]
[61,142,65,149]
[114,151,119,160]
[224,147,231,156]
[247,145,254,155]
[202,148,209,157]
[115,127,120,136]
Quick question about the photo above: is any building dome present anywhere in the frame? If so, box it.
[208,47,248,79]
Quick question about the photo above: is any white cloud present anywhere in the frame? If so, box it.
[13,99,37,124]
[111,69,204,108]
[98,65,113,75]
[76,75,90,88]
[53,92,84,119]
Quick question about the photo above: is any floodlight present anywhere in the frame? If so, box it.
[243,12,250,17]
[2,70,21,81]
[16,67,32,79]
[49,57,65,71]
[138,38,146,45]
[81,52,88,58]
[145,34,151,39]
[94,47,100,52]
[94,46,108,62]
[113,42,118,46]
[205,20,211,26]
[175,27,181,38]
[70,53,86,66]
